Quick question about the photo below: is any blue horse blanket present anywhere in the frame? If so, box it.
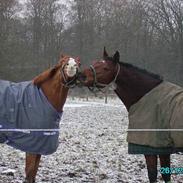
[0,80,62,155]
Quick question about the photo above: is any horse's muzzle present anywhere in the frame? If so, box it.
[76,72,87,86]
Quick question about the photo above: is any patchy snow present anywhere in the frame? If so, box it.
[64,100,123,108]
[64,103,90,108]
[0,97,183,183]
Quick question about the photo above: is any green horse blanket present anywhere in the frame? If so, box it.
[128,81,183,148]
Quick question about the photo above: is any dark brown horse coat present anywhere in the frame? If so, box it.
[128,81,183,148]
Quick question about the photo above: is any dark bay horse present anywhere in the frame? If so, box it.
[0,55,80,183]
[77,48,183,183]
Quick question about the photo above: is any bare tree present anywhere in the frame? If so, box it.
[0,0,19,60]
[146,0,183,82]
[25,0,66,67]
[1,0,183,85]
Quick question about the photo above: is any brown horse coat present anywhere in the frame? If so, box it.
[128,81,183,148]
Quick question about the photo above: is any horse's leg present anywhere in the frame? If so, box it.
[144,155,158,183]
[159,154,171,183]
[32,154,41,180]
[25,153,41,183]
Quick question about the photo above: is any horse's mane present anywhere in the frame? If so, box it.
[120,62,163,80]
[106,56,162,80]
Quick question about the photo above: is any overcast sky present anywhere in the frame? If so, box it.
[17,0,71,18]
[18,0,69,5]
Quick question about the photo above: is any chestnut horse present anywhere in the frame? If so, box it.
[0,55,80,183]
[77,48,183,183]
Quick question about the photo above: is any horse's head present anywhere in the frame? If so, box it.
[59,55,81,87]
[78,47,120,89]
[33,54,81,88]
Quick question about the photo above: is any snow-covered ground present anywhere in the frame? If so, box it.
[0,97,183,183]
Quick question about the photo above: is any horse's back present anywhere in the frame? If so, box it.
[0,80,31,124]
[128,81,183,150]
[0,79,62,155]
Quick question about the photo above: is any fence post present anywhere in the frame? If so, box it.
[105,93,108,104]
[86,93,89,101]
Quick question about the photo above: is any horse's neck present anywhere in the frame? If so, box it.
[115,65,162,111]
[40,75,69,112]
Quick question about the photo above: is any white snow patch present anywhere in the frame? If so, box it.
[1,169,16,175]
[1,97,183,183]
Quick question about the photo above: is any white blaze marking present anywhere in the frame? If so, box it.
[66,58,77,77]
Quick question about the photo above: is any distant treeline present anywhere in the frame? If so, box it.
[0,0,183,85]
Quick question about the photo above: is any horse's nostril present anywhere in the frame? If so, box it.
[78,73,87,82]
[81,75,87,81]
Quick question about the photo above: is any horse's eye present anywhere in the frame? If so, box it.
[104,68,109,71]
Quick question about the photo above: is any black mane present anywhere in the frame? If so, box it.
[106,56,163,80]
[120,62,163,80]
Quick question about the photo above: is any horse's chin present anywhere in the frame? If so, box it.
[96,85,105,89]
[80,80,91,87]
[76,79,93,87]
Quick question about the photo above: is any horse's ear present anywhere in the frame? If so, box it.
[33,66,58,87]
[75,56,81,66]
[113,51,120,63]
[103,47,108,60]
[59,54,65,60]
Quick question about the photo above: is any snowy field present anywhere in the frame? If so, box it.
[0,97,183,183]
